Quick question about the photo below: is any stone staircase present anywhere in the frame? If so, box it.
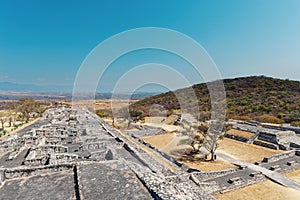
[246,131,260,144]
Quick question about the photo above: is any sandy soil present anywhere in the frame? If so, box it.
[214,180,300,200]
[219,138,283,163]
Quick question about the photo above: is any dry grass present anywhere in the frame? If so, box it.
[227,129,254,139]
[181,138,282,171]
[285,168,300,183]
[143,133,175,149]
[144,117,166,124]
[143,133,236,172]
[142,122,180,132]
[214,179,300,200]
[216,168,300,199]
[140,127,285,174]
[63,99,137,111]
[183,158,237,172]
[219,138,283,163]
[165,114,179,125]
[141,131,283,172]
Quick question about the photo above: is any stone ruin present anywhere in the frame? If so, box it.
[1,107,300,199]
[225,121,300,150]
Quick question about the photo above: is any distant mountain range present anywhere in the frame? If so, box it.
[0,82,72,93]
[0,82,161,100]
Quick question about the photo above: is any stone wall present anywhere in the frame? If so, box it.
[224,134,248,142]
[131,134,191,171]
[39,145,68,153]
[2,164,74,180]
[192,168,239,181]
[135,172,216,200]
[23,156,49,166]
[263,124,300,134]
[51,153,79,164]
[253,140,278,150]
[257,132,277,144]
[263,150,296,163]
[79,142,108,151]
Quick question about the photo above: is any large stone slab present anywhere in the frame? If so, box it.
[78,161,151,199]
[0,172,75,200]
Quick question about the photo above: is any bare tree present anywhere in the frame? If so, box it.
[190,122,230,161]
[8,116,13,127]
[0,116,6,131]
[202,125,224,161]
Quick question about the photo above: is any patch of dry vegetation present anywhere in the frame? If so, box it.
[285,168,300,183]
[183,157,236,172]
[219,138,283,163]
[143,133,175,149]
[227,129,254,139]
[143,133,236,171]
[131,76,300,123]
[214,180,300,200]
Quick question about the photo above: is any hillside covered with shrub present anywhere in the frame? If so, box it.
[130,76,300,124]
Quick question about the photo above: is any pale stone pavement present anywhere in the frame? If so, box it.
[217,152,300,190]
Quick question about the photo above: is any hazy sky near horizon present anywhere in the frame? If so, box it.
[0,0,300,92]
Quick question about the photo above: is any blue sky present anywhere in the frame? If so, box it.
[0,0,300,92]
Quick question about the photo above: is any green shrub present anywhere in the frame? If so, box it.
[96,110,108,118]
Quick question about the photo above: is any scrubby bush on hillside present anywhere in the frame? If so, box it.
[258,114,285,124]
[131,76,300,122]
[291,121,300,127]
[231,115,252,121]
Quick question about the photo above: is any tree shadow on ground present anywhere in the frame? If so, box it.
[171,148,212,162]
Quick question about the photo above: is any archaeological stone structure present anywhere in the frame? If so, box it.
[1,107,300,199]
[225,121,300,150]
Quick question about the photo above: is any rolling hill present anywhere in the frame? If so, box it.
[130,76,300,123]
